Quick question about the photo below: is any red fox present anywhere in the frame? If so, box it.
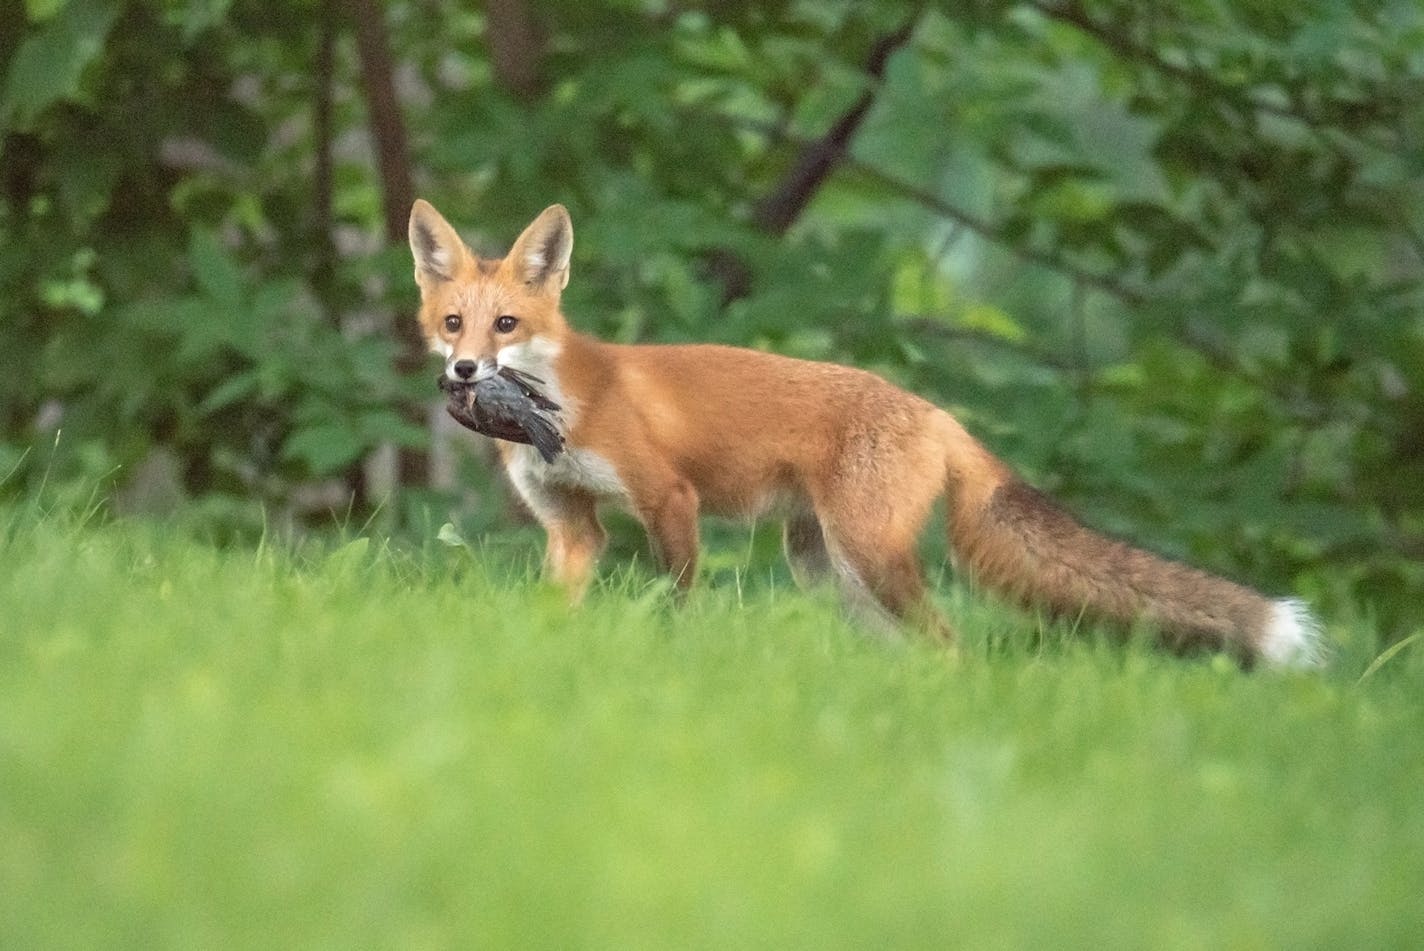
[409,199,1322,667]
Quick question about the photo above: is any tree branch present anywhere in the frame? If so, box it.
[840,152,1148,305]
[698,104,1149,305]
[721,108,1358,423]
[751,9,922,236]
[712,9,923,304]
[899,315,1074,370]
[1028,0,1404,153]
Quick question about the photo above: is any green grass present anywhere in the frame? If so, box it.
[1,509,1421,951]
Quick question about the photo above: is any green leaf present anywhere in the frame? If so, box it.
[197,372,260,415]
[281,424,365,475]
[25,0,70,22]
[436,522,470,550]
[1,0,119,129]
[352,409,427,448]
[187,230,244,312]
[325,536,370,575]
[960,303,1026,343]
[164,0,233,43]
[1357,630,1423,684]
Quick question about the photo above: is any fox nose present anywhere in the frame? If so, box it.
[452,359,477,380]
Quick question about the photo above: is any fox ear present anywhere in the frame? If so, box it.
[408,199,467,284]
[507,204,573,294]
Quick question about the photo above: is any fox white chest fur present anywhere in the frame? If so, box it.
[496,334,631,511]
[505,443,629,515]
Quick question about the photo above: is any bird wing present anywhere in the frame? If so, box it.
[497,367,562,412]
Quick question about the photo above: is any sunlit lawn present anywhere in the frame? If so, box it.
[1,508,1420,950]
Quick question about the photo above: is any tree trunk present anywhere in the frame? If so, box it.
[485,0,545,99]
[313,0,368,506]
[313,0,337,324]
[349,0,429,488]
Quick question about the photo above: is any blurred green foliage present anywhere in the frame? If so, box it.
[1,0,1421,636]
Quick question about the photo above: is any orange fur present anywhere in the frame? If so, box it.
[409,200,1320,665]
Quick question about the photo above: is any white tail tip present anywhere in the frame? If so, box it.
[1260,598,1327,668]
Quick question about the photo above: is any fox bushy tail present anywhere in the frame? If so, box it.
[943,431,1322,666]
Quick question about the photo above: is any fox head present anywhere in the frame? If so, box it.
[408,200,573,382]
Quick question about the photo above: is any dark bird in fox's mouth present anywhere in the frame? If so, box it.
[438,366,566,463]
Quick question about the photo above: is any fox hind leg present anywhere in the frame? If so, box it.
[634,477,701,591]
[813,466,957,644]
[783,512,834,590]
[827,532,956,643]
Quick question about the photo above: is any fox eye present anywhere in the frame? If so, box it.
[443,314,462,333]
[494,315,518,334]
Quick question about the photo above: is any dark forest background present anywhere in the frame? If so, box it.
[2,0,1421,638]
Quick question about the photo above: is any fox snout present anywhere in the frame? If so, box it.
[446,357,498,383]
